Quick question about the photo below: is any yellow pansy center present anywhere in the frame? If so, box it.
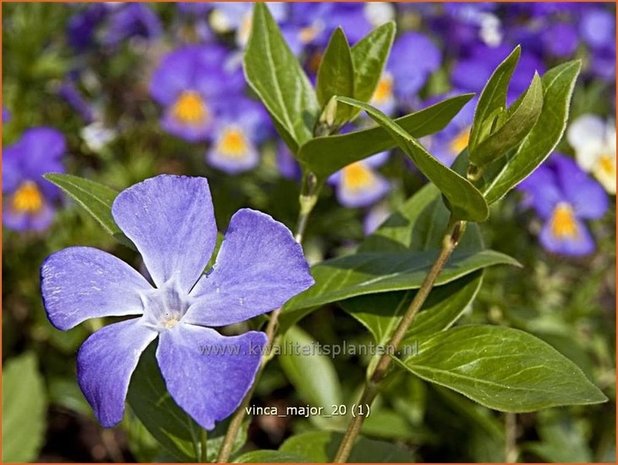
[11,181,43,214]
[450,127,471,156]
[342,163,374,192]
[299,24,320,44]
[550,202,578,239]
[372,74,393,104]
[596,153,615,176]
[172,90,208,126]
[217,127,249,158]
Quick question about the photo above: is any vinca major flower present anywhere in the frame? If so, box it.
[3,128,66,231]
[40,175,314,429]
[518,154,608,256]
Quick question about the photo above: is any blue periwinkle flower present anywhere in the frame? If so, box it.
[41,175,314,429]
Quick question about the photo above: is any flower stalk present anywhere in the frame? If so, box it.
[333,217,466,463]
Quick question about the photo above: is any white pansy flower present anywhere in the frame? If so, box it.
[567,114,616,194]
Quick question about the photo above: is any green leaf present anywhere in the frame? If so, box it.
[2,353,47,462]
[469,72,543,166]
[469,46,521,151]
[244,3,319,150]
[44,173,133,248]
[483,60,581,204]
[350,21,396,107]
[127,344,200,462]
[279,431,414,462]
[284,249,516,314]
[280,184,515,332]
[316,27,355,124]
[337,96,488,222]
[342,272,483,349]
[297,94,474,182]
[235,450,310,463]
[279,326,342,409]
[399,325,608,412]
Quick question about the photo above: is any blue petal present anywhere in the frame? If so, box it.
[539,217,595,256]
[156,324,266,430]
[185,209,314,327]
[112,176,218,294]
[78,319,157,427]
[41,246,152,330]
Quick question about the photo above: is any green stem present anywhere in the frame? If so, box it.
[216,174,319,462]
[333,218,466,463]
[199,429,208,463]
[505,412,518,463]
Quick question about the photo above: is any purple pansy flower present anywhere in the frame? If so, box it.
[40,175,314,429]
[3,128,66,231]
[103,3,162,47]
[67,4,108,52]
[329,152,390,208]
[150,45,244,142]
[206,97,270,174]
[387,32,442,107]
[518,154,608,256]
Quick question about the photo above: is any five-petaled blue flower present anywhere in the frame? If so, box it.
[518,154,608,256]
[40,175,314,429]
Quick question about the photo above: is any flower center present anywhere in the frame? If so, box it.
[299,24,321,44]
[596,153,615,176]
[449,127,471,156]
[342,163,375,192]
[11,181,43,214]
[172,90,209,126]
[550,202,578,239]
[217,127,249,158]
[372,73,393,104]
[142,285,191,332]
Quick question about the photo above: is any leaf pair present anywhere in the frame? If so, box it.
[468,46,582,203]
[316,22,395,128]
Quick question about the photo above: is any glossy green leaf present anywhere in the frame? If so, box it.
[44,173,134,248]
[337,96,489,222]
[2,353,47,462]
[234,450,310,463]
[399,325,608,412]
[279,431,414,462]
[350,21,396,109]
[341,184,484,350]
[280,184,515,332]
[469,72,543,166]
[244,3,319,150]
[469,46,521,151]
[483,60,581,204]
[342,272,483,349]
[297,94,474,182]
[279,326,342,408]
[316,28,354,124]
[284,249,517,313]
[127,345,200,462]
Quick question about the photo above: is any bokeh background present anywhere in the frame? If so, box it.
[2,2,615,462]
